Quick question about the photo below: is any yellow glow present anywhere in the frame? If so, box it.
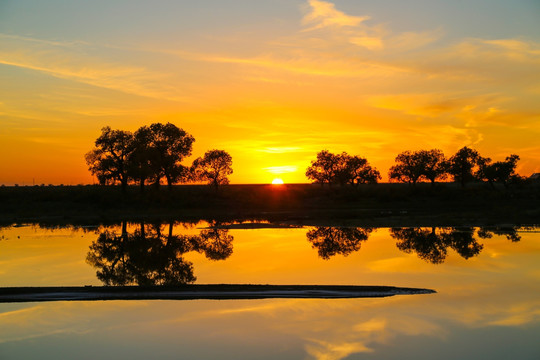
[272,178,284,185]
[264,166,298,174]
[1,2,540,186]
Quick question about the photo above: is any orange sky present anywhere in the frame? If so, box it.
[1,0,540,184]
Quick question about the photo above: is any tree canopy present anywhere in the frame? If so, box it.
[306,150,380,186]
[86,124,526,191]
[85,126,134,192]
[86,122,232,192]
[447,146,486,187]
[477,154,520,188]
[137,122,195,190]
[388,149,447,185]
[388,147,522,188]
[191,149,233,188]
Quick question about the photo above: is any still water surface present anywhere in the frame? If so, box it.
[0,223,539,359]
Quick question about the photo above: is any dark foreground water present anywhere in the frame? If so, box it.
[0,223,539,359]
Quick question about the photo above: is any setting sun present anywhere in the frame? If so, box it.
[272,178,284,185]
[1,0,539,186]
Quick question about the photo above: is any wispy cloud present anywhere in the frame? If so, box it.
[302,0,370,30]
[481,38,540,57]
[262,166,298,174]
[257,147,303,154]
[196,53,409,78]
[306,339,373,360]
[367,93,506,118]
[388,28,444,51]
[0,33,90,48]
[0,34,188,102]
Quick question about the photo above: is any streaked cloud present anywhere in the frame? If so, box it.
[302,0,370,30]
[349,36,384,50]
[387,28,444,51]
[306,339,373,360]
[257,147,303,154]
[0,34,188,102]
[263,166,298,174]
[367,93,506,118]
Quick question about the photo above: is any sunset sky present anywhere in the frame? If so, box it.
[1,0,539,185]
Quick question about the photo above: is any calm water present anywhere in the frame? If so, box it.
[1,223,539,359]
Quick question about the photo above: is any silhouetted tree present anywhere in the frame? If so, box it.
[417,149,448,185]
[388,149,447,186]
[447,147,486,187]
[136,122,195,190]
[306,227,373,259]
[191,150,233,188]
[306,150,343,185]
[478,154,520,188]
[306,151,380,186]
[344,155,381,186]
[128,126,158,192]
[85,127,134,192]
[388,151,424,185]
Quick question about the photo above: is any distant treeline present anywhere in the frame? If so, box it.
[306,147,525,188]
[85,123,232,192]
[87,123,531,192]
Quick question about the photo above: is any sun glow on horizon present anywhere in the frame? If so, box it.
[272,178,285,185]
[1,1,540,185]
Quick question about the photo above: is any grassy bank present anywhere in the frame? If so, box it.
[1,182,539,227]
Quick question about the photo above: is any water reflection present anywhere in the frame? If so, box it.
[390,227,481,264]
[477,226,522,242]
[86,221,233,286]
[2,224,539,360]
[306,226,522,264]
[306,227,373,259]
[0,222,527,287]
[392,226,522,264]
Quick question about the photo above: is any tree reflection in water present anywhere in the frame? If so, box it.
[391,227,521,264]
[391,227,482,264]
[196,223,234,260]
[477,226,521,242]
[305,226,521,263]
[86,221,233,286]
[306,227,373,259]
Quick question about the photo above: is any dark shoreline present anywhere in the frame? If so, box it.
[0,285,436,303]
[1,183,539,227]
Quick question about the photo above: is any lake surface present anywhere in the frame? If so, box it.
[1,222,539,359]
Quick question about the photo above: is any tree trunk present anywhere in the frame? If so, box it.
[166,175,173,191]
[121,220,128,239]
[168,222,173,238]
[121,179,128,194]
[140,222,146,238]
[139,178,145,193]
